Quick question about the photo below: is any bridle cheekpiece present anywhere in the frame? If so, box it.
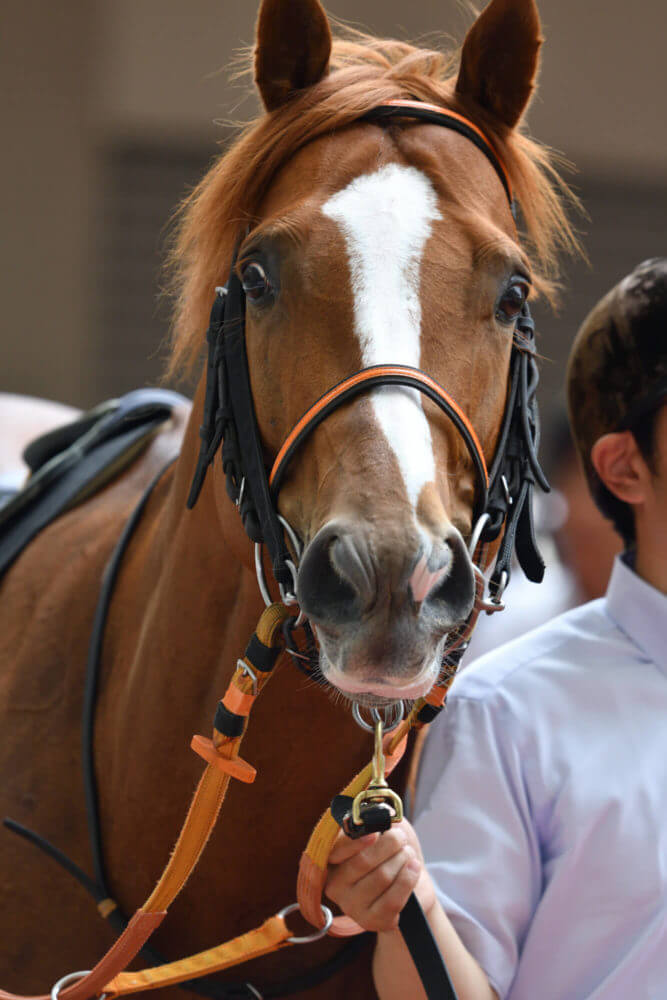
[187,100,549,631]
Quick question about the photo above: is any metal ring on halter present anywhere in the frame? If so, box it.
[254,517,305,625]
[468,512,491,557]
[278,902,334,944]
[352,701,405,733]
[254,542,273,607]
[50,972,104,1000]
[279,558,299,607]
[279,515,303,561]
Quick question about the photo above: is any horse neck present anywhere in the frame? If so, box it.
[103,390,266,731]
[96,387,390,934]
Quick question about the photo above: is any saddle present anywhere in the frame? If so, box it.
[0,388,188,583]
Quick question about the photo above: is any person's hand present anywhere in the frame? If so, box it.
[325,819,436,932]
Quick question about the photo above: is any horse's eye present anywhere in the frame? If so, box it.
[496,280,529,324]
[241,262,272,303]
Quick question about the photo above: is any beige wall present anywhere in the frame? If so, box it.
[91,0,666,180]
[2,0,666,407]
[2,1,95,402]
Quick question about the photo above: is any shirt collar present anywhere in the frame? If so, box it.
[605,552,667,676]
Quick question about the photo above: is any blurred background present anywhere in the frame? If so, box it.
[2,0,665,616]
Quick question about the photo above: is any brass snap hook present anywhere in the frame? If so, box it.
[350,717,404,828]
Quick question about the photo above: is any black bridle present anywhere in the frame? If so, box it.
[187,101,549,606]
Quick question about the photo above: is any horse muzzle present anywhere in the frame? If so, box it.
[296,518,475,699]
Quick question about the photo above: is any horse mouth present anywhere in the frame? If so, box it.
[314,632,444,704]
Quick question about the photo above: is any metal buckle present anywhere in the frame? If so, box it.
[238,660,258,696]
[278,902,333,944]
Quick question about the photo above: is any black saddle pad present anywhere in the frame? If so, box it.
[0,388,188,583]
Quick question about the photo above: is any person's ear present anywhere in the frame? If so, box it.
[591,432,648,506]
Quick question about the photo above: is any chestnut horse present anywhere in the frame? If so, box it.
[0,0,575,996]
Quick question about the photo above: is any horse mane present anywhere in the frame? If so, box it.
[165,28,580,378]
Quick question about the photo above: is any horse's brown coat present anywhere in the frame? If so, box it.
[0,0,574,995]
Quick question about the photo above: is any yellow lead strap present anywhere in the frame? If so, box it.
[104,915,292,996]
[142,602,290,914]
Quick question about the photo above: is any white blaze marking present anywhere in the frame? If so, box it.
[322,163,441,509]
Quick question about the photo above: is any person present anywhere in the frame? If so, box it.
[464,411,622,663]
[325,258,667,1000]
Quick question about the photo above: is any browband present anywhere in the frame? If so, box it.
[364,100,514,211]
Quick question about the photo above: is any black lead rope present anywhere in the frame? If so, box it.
[399,895,459,1000]
[331,795,459,1000]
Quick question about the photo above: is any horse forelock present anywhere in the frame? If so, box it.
[165,28,579,381]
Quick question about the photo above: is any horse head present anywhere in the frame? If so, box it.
[172,0,573,706]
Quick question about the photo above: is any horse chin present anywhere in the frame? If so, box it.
[314,628,444,704]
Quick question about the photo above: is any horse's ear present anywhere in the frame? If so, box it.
[455,0,543,129]
[255,0,332,112]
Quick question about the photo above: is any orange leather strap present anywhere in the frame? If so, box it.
[0,604,291,1000]
[269,365,489,496]
[190,735,257,783]
[104,914,292,996]
[222,683,256,717]
[144,603,290,914]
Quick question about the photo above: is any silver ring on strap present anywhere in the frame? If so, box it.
[50,971,106,1000]
[468,511,491,557]
[278,902,334,944]
[255,516,306,626]
[352,701,405,733]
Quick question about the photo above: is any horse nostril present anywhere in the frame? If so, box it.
[412,530,475,624]
[297,524,375,624]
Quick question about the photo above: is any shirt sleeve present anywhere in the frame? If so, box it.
[413,691,542,999]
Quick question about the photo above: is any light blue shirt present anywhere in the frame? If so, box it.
[414,554,667,1000]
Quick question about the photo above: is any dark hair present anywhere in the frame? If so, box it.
[589,408,660,546]
[567,258,667,547]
